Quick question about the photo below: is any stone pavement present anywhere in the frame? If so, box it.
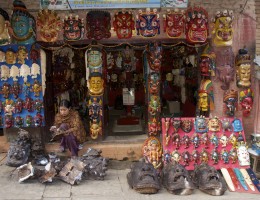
[0,154,259,200]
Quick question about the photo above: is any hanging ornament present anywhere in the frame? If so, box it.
[10,65,19,81]
[25,115,33,127]
[31,80,42,97]
[31,63,40,79]
[0,65,10,81]
[14,98,23,113]
[1,82,11,98]
[20,64,30,82]
[5,115,13,128]
[34,99,43,113]
[24,97,34,112]
[14,116,23,127]
[11,81,21,99]
[34,113,43,127]
[211,148,219,164]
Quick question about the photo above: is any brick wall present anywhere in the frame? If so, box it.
[1,0,257,138]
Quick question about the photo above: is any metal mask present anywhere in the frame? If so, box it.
[195,116,208,133]
[185,6,208,44]
[86,11,111,40]
[63,14,84,41]
[163,9,185,38]
[136,8,160,37]
[113,11,134,39]
[36,9,62,42]
[212,10,234,47]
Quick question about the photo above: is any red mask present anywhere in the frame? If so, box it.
[163,9,185,38]
[86,11,111,40]
[113,11,134,39]
[185,6,208,44]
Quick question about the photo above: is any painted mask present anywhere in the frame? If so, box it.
[0,8,11,45]
[17,46,28,64]
[208,116,221,132]
[15,116,23,127]
[219,134,228,147]
[113,11,134,39]
[88,97,102,122]
[148,72,160,95]
[239,88,253,117]
[223,90,237,117]
[199,45,216,77]
[5,48,16,64]
[90,119,102,140]
[198,79,214,116]
[185,6,208,44]
[0,50,5,62]
[195,116,208,133]
[146,42,162,71]
[136,8,160,37]
[221,118,232,131]
[232,118,243,132]
[212,10,234,47]
[142,136,162,169]
[87,48,103,71]
[29,44,40,63]
[86,11,111,40]
[36,9,62,42]
[163,9,185,38]
[180,119,193,133]
[24,97,33,112]
[237,142,250,166]
[236,49,251,88]
[11,0,36,44]
[15,98,23,113]
[88,72,104,95]
[63,14,84,41]
[34,99,43,113]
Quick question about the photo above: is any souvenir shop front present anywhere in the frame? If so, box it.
[0,0,259,163]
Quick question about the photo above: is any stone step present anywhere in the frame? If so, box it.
[0,136,9,153]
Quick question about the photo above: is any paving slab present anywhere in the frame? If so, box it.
[43,181,71,198]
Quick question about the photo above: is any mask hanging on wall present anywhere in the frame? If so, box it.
[136,8,160,38]
[223,89,238,117]
[0,8,11,45]
[239,88,254,117]
[63,14,84,41]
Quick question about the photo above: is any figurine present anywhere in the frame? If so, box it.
[0,8,11,45]
[229,133,238,148]
[200,148,209,163]
[237,132,244,142]
[181,119,193,133]
[181,134,190,149]
[201,133,210,148]
[63,14,84,41]
[31,63,40,79]
[195,116,208,134]
[113,11,135,39]
[236,49,251,88]
[163,9,185,38]
[15,98,23,113]
[23,82,31,97]
[10,65,19,81]
[221,118,232,131]
[182,151,191,166]
[173,133,181,150]
[239,88,254,117]
[88,97,102,123]
[31,80,42,97]
[29,44,40,63]
[4,103,15,116]
[5,48,16,64]
[148,117,161,136]
[172,118,181,133]
[24,97,34,112]
[11,0,36,44]
[5,115,13,128]
[14,116,23,127]
[136,8,160,38]
[34,99,43,113]
[86,11,111,40]
[34,113,43,127]
[212,10,234,47]
[192,133,200,148]
[20,63,30,82]
[90,119,102,140]
[1,82,11,98]
[211,148,219,164]
[210,133,219,147]
[0,65,10,81]
[164,117,171,134]
[11,81,21,99]
[192,150,200,165]
[223,90,238,117]
[163,150,171,165]
[185,6,208,43]
[25,115,33,127]
[142,136,162,169]
[221,150,229,164]
[36,9,62,42]
[229,148,238,164]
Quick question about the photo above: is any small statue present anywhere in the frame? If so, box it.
[14,116,23,127]
[148,95,161,116]
[237,132,244,142]
[219,133,228,147]
[34,113,43,127]
[192,150,200,165]
[192,133,200,148]
[90,119,102,140]
[171,150,181,163]
[182,135,192,149]
[5,115,13,128]
[223,90,238,117]
[1,82,11,99]
[229,148,238,164]
[15,98,23,113]
[172,118,181,133]
[23,82,31,97]
[221,150,229,164]
[211,148,219,164]
[200,148,209,163]
[229,133,238,148]
[210,133,219,147]
[201,133,210,149]
[163,150,172,165]
[232,118,243,132]
[0,8,11,45]
[237,142,250,166]
[34,99,43,113]
[182,151,191,166]
[173,133,181,150]
[24,97,34,112]
[25,115,33,127]
[4,103,15,116]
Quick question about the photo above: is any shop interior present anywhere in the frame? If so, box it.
[44,43,200,139]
